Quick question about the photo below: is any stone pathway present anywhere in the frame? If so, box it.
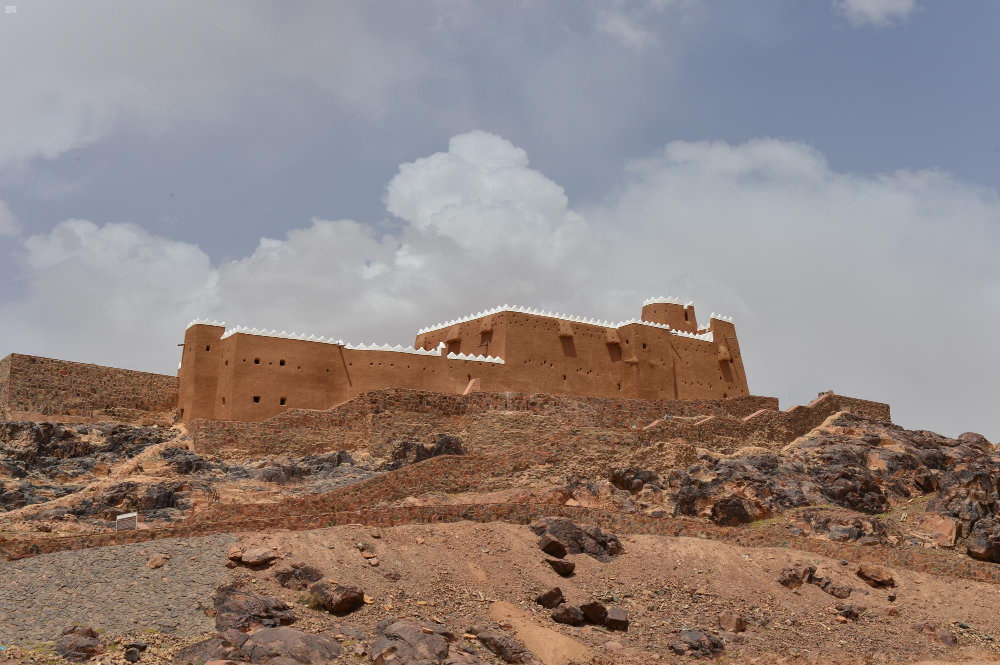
[0,533,236,646]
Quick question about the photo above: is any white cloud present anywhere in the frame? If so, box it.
[0,2,426,167]
[0,201,19,236]
[3,132,999,440]
[834,0,917,28]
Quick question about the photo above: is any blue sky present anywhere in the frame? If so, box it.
[1,0,998,438]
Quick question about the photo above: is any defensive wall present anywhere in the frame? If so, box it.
[188,388,887,458]
[179,298,750,423]
[0,353,177,421]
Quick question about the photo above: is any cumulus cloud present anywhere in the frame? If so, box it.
[0,2,426,167]
[3,131,999,440]
[834,0,917,28]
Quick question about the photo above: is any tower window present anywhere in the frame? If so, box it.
[205,345,211,352]
[254,358,260,364]
[280,397,287,406]
[252,395,260,403]
[221,397,226,405]
[279,359,286,366]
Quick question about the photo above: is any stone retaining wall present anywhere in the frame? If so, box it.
[189,389,779,456]
[189,387,888,457]
[0,354,178,420]
[4,500,999,587]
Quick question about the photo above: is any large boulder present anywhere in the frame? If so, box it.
[172,627,342,664]
[966,518,1000,562]
[213,585,297,631]
[535,587,564,609]
[856,564,895,588]
[370,618,481,664]
[309,582,365,615]
[55,625,106,661]
[551,605,584,626]
[529,518,622,562]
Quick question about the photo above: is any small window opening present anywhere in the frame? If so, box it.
[254,358,260,364]
[205,345,211,352]
[684,310,689,321]
[225,360,229,366]
[280,397,287,406]
[252,395,260,403]
[279,359,286,366]
[642,343,647,350]
[221,397,226,405]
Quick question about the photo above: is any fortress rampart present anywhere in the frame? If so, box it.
[0,353,177,421]
[178,298,750,423]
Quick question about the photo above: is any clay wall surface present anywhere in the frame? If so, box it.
[0,354,10,417]
[182,302,751,423]
[0,354,177,419]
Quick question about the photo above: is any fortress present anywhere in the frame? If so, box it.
[178,298,748,423]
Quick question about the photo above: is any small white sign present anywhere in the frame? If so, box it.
[115,511,138,531]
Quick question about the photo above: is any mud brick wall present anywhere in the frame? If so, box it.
[1,354,178,418]
[189,388,778,457]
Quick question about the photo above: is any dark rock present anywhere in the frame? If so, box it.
[605,607,629,631]
[551,605,585,626]
[710,495,753,526]
[580,601,607,625]
[370,618,476,665]
[213,584,296,631]
[610,468,662,493]
[966,518,1000,562]
[538,535,568,559]
[124,647,141,662]
[387,434,464,470]
[173,627,344,664]
[473,628,541,664]
[835,604,863,621]
[545,558,575,576]
[535,587,564,609]
[274,562,324,590]
[777,563,815,590]
[309,582,365,615]
[158,447,211,474]
[55,625,106,661]
[669,630,724,657]
[529,518,622,561]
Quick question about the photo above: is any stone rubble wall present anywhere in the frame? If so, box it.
[0,354,178,420]
[188,387,888,458]
[188,389,778,457]
[5,499,1000,587]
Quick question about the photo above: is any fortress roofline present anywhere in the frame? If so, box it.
[414,301,734,341]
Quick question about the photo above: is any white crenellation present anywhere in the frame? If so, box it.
[415,301,725,343]
[186,318,226,329]
[216,324,504,363]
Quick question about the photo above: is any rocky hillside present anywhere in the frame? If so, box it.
[1,400,1000,664]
